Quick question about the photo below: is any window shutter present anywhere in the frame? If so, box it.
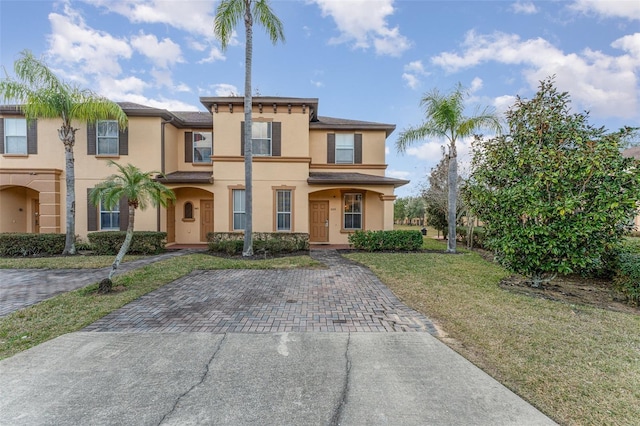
[0,119,4,154]
[87,188,97,231]
[118,127,128,155]
[240,121,245,155]
[87,122,96,155]
[327,133,335,164]
[272,122,281,156]
[119,197,129,231]
[27,119,37,154]
[184,132,193,163]
[354,133,362,164]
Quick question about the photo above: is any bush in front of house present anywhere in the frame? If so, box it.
[456,226,487,249]
[207,232,310,255]
[613,239,640,305]
[87,231,167,255]
[348,230,423,252]
[0,233,66,257]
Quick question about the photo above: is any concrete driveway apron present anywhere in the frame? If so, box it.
[0,250,556,425]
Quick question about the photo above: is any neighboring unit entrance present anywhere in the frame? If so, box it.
[32,199,40,233]
[309,201,329,242]
[166,201,176,243]
[200,199,214,242]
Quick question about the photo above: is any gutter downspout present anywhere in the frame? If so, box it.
[158,117,173,231]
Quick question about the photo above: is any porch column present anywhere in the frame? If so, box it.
[379,194,397,230]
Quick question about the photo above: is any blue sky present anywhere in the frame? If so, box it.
[1,0,639,197]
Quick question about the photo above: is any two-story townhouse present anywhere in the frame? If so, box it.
[0,96,408,246]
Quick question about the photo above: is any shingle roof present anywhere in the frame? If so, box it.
[311,116,395,137]
[156,171,213,184]
[171,111,212,128]
[307,172,408,188]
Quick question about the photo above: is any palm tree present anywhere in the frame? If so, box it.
[89,161,175,292]
[396,83,501,253]
[214,0,284,256]
[0,50,127,255]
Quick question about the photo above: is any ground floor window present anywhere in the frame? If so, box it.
[276,190,291,231]
[100,199,119,229]
[232,189,245,230]
[343,193,362,230]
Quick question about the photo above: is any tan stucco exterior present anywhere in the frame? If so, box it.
[0,97,406,245]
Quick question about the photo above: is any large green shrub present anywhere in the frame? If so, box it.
[0,233,66,257]
[613,239,640,305]
[208,232,309,255]
[467,77,640,286]
[87,231,167,255]
[348,230,423,252]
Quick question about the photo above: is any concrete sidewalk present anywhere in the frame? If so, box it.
[0,332,555,425]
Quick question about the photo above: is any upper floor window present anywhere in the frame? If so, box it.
[232,189,245,230]
[335,134,354,164]
[193,132,212,163]
[4,118,27,154]
[276,190,292,231]
[252,122,272,156]
[100,199,120,230]
[97,120,119,155]
[343,193,362,230]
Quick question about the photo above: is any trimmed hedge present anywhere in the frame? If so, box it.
[0,233,66,257]
[348,230,423,252]
[87,231,167,255]
[207,232,310,255]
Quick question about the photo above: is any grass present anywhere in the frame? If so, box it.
[0,253,320,360]
[346,251,640,426]
[0,255,147,269]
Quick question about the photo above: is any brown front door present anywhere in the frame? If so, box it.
[309,201,329,242]
[32,199,40,233]
[166,201,175,243]
[200,199,214,242]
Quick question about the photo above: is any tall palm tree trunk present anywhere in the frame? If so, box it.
[447,150,457,253]
[242,2,254,257]
[62,141,76,255]
[108,204,135,280]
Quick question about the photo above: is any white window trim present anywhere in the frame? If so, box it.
[232,189,245,231]
[276,189,292,231]
[4,118,27,154]
[193,131,213,163]
[252,121,272,157]
[97,120,119,155]
[100,199,120,230]
[343,193,363,230]
[335,133,355,164]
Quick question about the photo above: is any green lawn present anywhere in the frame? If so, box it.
[346,251,640,426]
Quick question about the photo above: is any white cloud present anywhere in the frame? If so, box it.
[469,77,483,93]
[198,47,226,64]
[311,79,324,88]
[493,94,518,114]
[47,5,131,78]
[402,60,429,89]
[210,84,239,97]
[83,0,218,37]
[387,169,411,179]
[385,145,390,155]
[510,1,538,15]
[432,30,640,119]
[311,0,411,56]
[97,76,149,99]
[402,73,420,90]
[570,0,640,21]
[131,32,184,68]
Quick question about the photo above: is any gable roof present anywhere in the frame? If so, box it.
[311,116,395,137]
[308,172,408,188]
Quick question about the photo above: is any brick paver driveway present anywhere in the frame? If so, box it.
[85,250,436,334]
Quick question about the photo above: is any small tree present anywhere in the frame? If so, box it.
[396,83,501,253]
[394,197,408,223]
[406,197,426,225]
[467,77,640,286]
[90,161,175,292]
[0,50,127,255]
[422,155,466,238]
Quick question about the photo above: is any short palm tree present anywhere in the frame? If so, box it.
[89,161,175,292]
[214,0,284,256]
[396,83,502,253]
[0,50,127,255]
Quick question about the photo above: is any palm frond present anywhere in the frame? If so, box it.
[253,0,285,44]
[214,0,245,50]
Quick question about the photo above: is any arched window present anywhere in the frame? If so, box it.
[184,202,194,219]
